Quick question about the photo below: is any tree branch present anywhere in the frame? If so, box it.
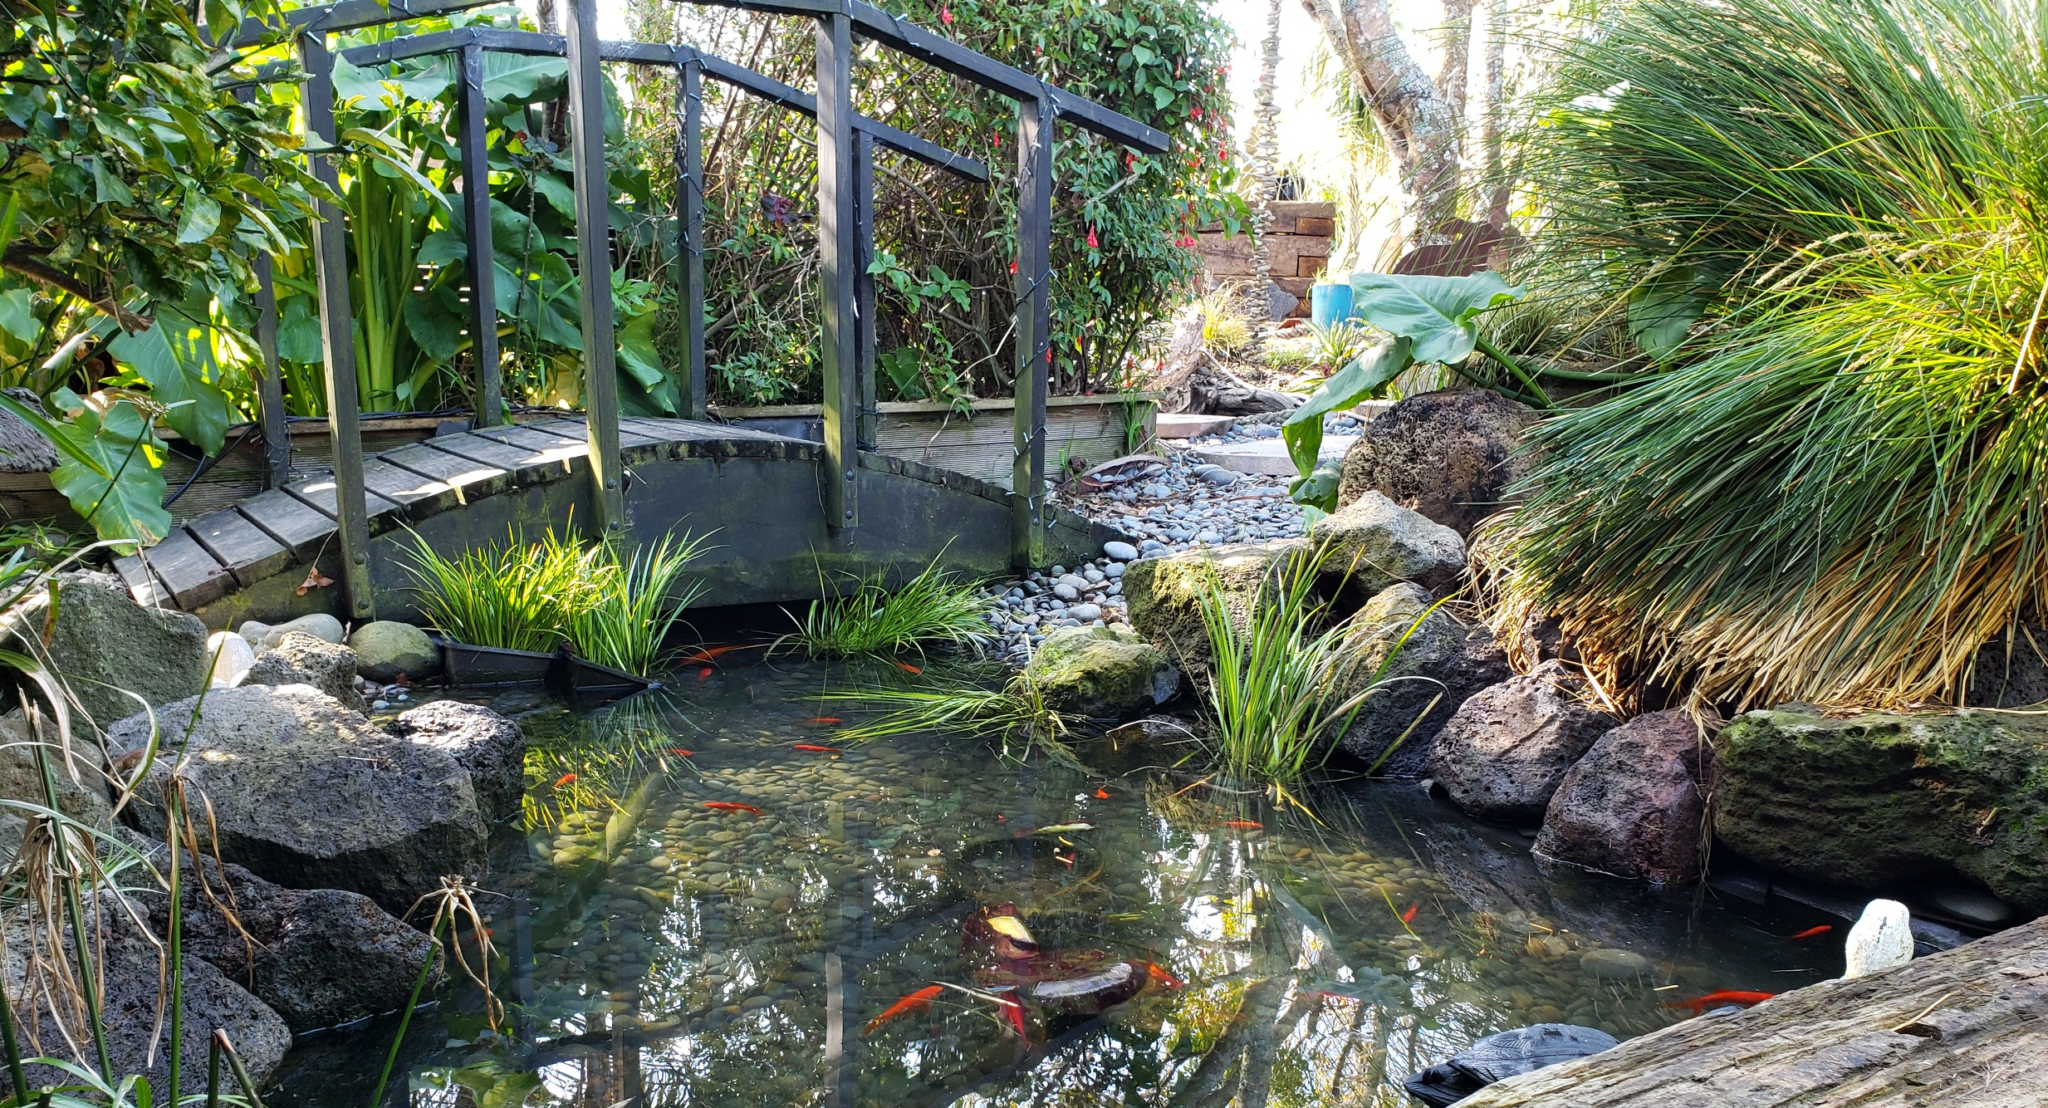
[1,246,151,333]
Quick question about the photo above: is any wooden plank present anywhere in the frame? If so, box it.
[473,423,588,453]
[237,490,336,562]
[359,456,458,510]
[376,441,512,502]
[523,416,658,448]
[422,433,584,486]
[286,473,402,521]
[141,527,233,610]
[1460,917,2048,1108]
[111,552,172,608]
[185,508,292,588]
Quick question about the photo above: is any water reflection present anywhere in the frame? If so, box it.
[268,664,1833,1108]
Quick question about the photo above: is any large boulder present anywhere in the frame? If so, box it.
[151,856,441,1033]
[238,630,362,709]
[1428,664,1616,824]
[107,683,489,915]
[0,570,207,730]
[0,714,114,859]
[1306,491,1466,598]
[1533,711,1715,885]
[1124,540,1304,670]
[2,906,290,1097]
[1715,708,2048,913]
[389,700,527,825]
[350,620,441,682]
[1330,583,1510,777]
[1024,626,1180,721]
[1336,388,1535,537]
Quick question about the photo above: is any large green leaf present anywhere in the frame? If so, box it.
[1628,264,1708,362]
[1280,336,1414,482]
[482,53,568,104]
[0,288,39,345]
[1348,272,1523,364]
[108,320,231,455]
[36,393,172,550]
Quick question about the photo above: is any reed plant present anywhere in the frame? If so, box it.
[787,555,993,660]
[825,669,1083,769]
[1491,0,2048,708]
[567,535,711,675]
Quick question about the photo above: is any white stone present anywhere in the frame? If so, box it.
[1068,603,1103,622]
[1053,583,1080,602]
[1843,899,1914,979]
[206,631,256,688]
[1104,562,1126,578]
[245,613,346,651]
[1102,541,1140,561]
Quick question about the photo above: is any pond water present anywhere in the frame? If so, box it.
[272,660,1838,1108]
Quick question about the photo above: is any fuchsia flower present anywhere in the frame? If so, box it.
[1086,227,1099,249]
[1191,105,1203,120]
[940,5,953,25]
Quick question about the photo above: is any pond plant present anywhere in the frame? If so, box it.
[784,555,993,662]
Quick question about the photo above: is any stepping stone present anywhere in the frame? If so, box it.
[1156,413,1236,439]
[1191,435,1357,476]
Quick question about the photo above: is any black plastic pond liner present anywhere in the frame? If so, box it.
[436,638,660,701]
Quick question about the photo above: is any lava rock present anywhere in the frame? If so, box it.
[1307,491,1466,597]
[1123,540,1305,669]
[238,630,362,709]
[1403,1023,1618,1107]
[1964,624,2048,708]
[390,700,528,825]
[1337,388,1536,537]
[0,715,113,859]
[107,684,489,915]
[1428,664,1616,824]
[0,570,207,730]
[1534,711,1716,885]
[349,620,441,682]
[1715,707,2048,913]
[1025,626,1180,721]
[1331,583,1510,777]
[151,856,442,1032]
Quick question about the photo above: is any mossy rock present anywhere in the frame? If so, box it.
[1122,541,1305,670]
[1025,626,1180,721]
[1716,708,2048,912]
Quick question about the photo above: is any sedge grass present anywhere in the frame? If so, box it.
[787,555,993,660]
[821,668,1085,770]
[568,534,711,675]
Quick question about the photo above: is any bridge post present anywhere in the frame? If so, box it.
[298,33,376,620]
[565,0,626,530]
[817,12,859,533]
[1010,95,1055,571]
[854,129,877,452]
[234,84,292,490]
[676,57,708,422]
[457,42,505,428]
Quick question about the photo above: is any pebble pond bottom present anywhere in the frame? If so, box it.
[272,662,1832,1107]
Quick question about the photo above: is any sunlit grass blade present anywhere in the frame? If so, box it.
[787,554,993,660]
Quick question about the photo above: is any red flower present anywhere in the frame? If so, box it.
[1086,227,1099,249]
[940,4,953,25]
[1009,260,1019,275]
[1191,105,1203,120]
[1218,147,1229,163]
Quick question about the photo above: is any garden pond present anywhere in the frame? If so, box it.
[270,660,1838,1107]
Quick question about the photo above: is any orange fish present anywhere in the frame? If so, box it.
[1144,962,1182,990]
[1094,788,1111,799]
[995,815,1006,824]
[681,644,749,664]
[793,744,842,754]
[1223,820,1262,830]
[697,668,713,682]
[1665,990,1774,1015]
[1400,903,1419,924]
[553,772,577,787]
[703,801,763,815]
[667,748,693,757]
[805,717,844,725]
[861,984,944,1035]
[1783,925,1833,942]
[996,995,1026,1038]
[896,661,922,675]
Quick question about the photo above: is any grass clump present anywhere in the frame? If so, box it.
[1493,0,2048,708]
[825,669,1082,768]
[404,526,710,675]
[787,555,992,660]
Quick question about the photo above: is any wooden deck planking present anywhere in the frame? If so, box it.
[141,527,234,609]
[421,432,584,485]
[376,442,513,502]
[287,473,402,521]
[185,508,293,588]
[237,490,338,562]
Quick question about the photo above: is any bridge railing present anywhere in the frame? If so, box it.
[230,0,1165,619]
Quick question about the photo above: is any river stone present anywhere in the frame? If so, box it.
[1534,711,1715,885]
[1123,540,1305,669]
[1429,664,1616,824]
[1714,707,2048,913]
[1306,491,1466,598]
[1331,583,1510,777]
[1103,540,1139,561]
[1025,626,1180,721]
[241,612,346,649]
[0,570,207,730]
[350,620,441,681]
[238,630,361,709]
[1843,899,1915,979]
[107,683,489,915]
[1578,948,1651,980]
[1337,388,1536,537]
[151,856,441,1032]
[1926,887,2015,927]
[1,905,290,1097]
[389,700,527,825]
[208,629,257,686]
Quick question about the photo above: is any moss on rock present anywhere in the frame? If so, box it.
[1025,626,1180,721]
[1122,541,1305,670]
[1716,708,2048,912]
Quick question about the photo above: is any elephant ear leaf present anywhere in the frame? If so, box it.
[108,319,230,456]
[1281,336,1414,482]
[1349,272,1523,364]
[1627,265,1708,362]
[3,390,171,551]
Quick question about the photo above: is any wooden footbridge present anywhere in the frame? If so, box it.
[107,0,1163,625]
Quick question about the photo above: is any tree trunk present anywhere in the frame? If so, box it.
[1481,0,1511,227]
[1249,0,1284,285]
[1301,0,1468,247]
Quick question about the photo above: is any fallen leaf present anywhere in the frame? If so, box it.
[295,567,335,596]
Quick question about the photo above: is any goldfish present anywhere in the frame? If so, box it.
[1400,903,1419,924]
[666,748,693,757]
[1665,990,1774,1015]
[681,644,749,664]
[804,717,844,725]
[896,661,922,675]
[793,743,842,754]
[703,801,763,815]
[861,984,944,1035]
[1143,962,1183,990]
[697,668,713,682]
[1094,788,1111,799]
[553,772,577,787]
[995,995,1026,1038]
[1783,925,1833,942]
[1223,820,1263,830]
[1030,822,1094,834]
